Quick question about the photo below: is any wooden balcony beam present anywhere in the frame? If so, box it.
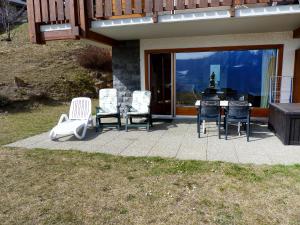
[85,31,119,46]
[294,27,300,39]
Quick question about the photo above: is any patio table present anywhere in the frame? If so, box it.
[195,100,252,134]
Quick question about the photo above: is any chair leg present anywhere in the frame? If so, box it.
[74,124,87,140]
[197,114,200,134]
[247,119,250,142]
[95,117,100,132]
[218,116,221,139]
[49,129,56,140]
[117,114,121,131]
[225,119,228,140]
[125,116,129,132]
[238,122,241,136]
[150,113,153,127]
[203,120,206,134]
[147,119,150,132]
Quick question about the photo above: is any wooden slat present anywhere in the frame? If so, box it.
[187,0,196,8]
[165,0,174,10]
[124,0,132,14]
[27,0,39,43]
[40,29,77,41]
[222,0,232,6]
[56,0,65,20]
[33,0,42,22]
[144,0,153,13]
[198,0,208,7]
[86,0,94,19]
[104,0,112,16]
[245,0,257,3]
[65,0,70,20]
[40,0,49,22]
[79,0,88,36]
[49,0,56,21]
[210,0,220,7]
[69,0,77,29]
[113,0,122,15]
[134,0,142,13]
[154,0,163,12]
[96,0,104,17]
[176,0,185,9]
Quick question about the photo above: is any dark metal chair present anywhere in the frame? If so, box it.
[225,101,251,142]
[197,100,221,138]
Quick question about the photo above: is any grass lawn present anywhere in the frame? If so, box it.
[1,103,300,224]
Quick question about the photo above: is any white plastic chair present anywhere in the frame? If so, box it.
[49,97,93,140]
[96,88,121,131]
[125,91,152,131]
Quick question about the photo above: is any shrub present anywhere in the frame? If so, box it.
[76,46,112,71]
[0,94,10,107]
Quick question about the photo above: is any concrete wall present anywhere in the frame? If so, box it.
[112,40,140,109]
[140,31,300,102]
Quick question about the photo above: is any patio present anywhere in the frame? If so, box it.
[6,118,300,165]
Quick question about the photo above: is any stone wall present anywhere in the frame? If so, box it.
[112,40,140,110]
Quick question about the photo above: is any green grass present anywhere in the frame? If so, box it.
[0,100,98,145]
[1,103,300,224]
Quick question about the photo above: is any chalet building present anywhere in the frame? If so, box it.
[27,0,300,117]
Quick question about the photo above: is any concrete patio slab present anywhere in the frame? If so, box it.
[5,119,300,165]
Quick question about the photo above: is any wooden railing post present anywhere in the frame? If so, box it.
[78,0,88,37]
[69,0,79,35]
[27,0,39,43]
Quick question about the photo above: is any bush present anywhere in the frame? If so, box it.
[0,94,10,107]
[76,46,112,71]
[62,72,97,100]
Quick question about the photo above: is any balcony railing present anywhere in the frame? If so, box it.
[27,0,297,43]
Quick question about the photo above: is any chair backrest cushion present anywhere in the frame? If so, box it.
[99,88,118,113]
[200,100,220,118]
[228,101,249,119]
[132,91,151,114]
[69,97,92,120]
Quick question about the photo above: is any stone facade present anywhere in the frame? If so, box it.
[112,40,140,111]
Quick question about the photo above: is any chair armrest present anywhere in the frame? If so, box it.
[58,114,68,124]
[96,106,101,114]
[117,103,121,114]
[124,105,133,111]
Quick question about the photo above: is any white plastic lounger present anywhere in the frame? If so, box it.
[50,97,93,140]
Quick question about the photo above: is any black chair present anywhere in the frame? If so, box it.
[197,100,221,138]
[225,101,251,142]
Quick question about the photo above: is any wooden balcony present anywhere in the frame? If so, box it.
[27,0,299,45]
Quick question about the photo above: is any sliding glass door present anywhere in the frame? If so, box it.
[147,46,281,117]
[175,49,278,109]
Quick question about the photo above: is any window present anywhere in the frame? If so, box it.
[176,49,278,108]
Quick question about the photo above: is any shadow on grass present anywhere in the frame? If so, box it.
[2,98,65,114]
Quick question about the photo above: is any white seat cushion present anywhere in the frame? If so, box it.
[130,91,151,114]
[99,89,118,114]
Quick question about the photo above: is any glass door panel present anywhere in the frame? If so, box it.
[149,53,172,115]
[175,49,278,108]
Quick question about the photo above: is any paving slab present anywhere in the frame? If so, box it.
[5,119,300,165]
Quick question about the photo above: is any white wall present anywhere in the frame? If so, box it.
[140,31,300,102]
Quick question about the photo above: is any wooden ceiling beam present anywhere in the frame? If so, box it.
[294,27,300,38]
[85,31,119,46]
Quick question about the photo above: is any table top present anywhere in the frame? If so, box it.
[195,100,252,108]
